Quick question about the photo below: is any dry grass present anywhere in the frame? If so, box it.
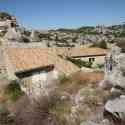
[49,100,71,125]
[48,71,109,125]
[58,71,104,94]
[71,71,104,83]
[0,71,107,125]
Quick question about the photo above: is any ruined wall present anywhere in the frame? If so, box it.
[3,47,17,80]
[104,46,125,88]
[73,55,105,65]
[21,69,59,98]
[0,47,7,74]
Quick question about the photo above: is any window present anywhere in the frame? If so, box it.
[89,58,95,62]
[92,58,95,62]
[11,22,14,27]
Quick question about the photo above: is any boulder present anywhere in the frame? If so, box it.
[104,97,125,122]
[99,80,112,90]
[30,30,39,42]
[4,28,21,41]
[101,119,110,125]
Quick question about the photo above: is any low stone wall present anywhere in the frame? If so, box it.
[4,42,47,48]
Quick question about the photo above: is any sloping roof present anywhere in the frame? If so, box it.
[69,47,107,57]
[5,48,80,75]
[50,47,107,57]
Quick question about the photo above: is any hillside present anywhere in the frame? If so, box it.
[0,12,125,48]
[0,12,125,125]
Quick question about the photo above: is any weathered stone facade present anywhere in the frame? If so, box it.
[104,45,125,123]
[104,46,125,88]
[20,69,59,98]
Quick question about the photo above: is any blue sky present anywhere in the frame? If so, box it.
[0,0,125,29]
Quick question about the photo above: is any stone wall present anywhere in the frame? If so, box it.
[0,47,6,74]
[4,42,47,48]
[104,45,125,123]
[21,69,59,98]
[74,55,105,65]
[104,46,125,88]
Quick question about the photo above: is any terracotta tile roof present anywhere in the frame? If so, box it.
[5,48,80,75]
[50,47,107,57]
[69,47,107,57]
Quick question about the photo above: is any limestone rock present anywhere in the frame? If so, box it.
[104,97,125,121]
[99,80,112,90]
[105,46,125,89]
[4,28,21,41]
[30,30,39,42]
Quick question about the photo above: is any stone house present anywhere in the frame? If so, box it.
[53,47,108,65]
[0,16,17,33]
[4,48,79,97]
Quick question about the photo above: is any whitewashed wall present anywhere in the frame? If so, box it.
[73,55,105,65]
[21,69,59,98]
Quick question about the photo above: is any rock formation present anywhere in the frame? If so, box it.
[4,28,21,42]
[104,44,125,124]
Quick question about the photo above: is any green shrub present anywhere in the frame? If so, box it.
[0,12,11,19]
[59,74,70,84]
[97,64,104,69]
[99,41,107,49]
[4,80,24,101]
[66,57,92,68]
[90,41,107,49]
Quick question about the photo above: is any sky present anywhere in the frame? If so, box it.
[0,0,125,29]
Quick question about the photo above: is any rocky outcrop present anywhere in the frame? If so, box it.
[105,97,125,121]
[4,28,21,42]
[103,45,125,124]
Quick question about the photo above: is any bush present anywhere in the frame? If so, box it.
[91,41,107,49]
[4,80,24,101]
[66,57,92,68]
[97,64,104,69]
[20,36,30,43]
[99,41,107,49]
[0,12,12,19]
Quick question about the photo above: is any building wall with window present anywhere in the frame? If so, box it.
[20,69,59,98]
[72,55,106,65]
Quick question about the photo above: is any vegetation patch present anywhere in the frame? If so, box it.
[66,57,92,68]
[90,40,108,49]
[59,74,71,84]
[58,71,104,94]
[4,80,24,102]
[49,100,71,124]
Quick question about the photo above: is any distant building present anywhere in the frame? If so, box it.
[96,25,112,35]
[0,15,17,33]
[53,47,108,65]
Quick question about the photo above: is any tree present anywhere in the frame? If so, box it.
[0,12,12,19]
[99,41,108,49]
[90,41,108,49]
